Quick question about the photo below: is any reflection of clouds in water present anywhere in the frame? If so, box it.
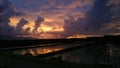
[14,50,26,55]
[14,44,80,56]
[14,47,63,56]
[36,47,62,54]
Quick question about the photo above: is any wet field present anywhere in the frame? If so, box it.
[0,42,119,68]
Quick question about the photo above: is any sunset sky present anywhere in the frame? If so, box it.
[0,0,120,39]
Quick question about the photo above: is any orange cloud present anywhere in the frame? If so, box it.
[9,17,21,27]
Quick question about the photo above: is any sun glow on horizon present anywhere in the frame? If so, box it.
[67,34,103,39]
[9,16,65,39]
[67,34,87,39]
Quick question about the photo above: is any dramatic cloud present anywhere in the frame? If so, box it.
[15,18,29,34]
[0,0,119,39]
[10,0,92,10]
[63,0,120,36]
[0,0,14,36]
[31,16,45,34]
[64,15,87,36]
[0,0,25,36]
[85,0,113,34]
[9,0,92,21]
[34,16,44,31]
[85,0,120,34]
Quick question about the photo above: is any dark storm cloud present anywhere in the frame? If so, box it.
[64,0,120,36]
[0,0,25,36]
[64,15,87,36]
[32,16,44,33]
[103,1,120,34]
[85,0,120,34]
[34,16,44,30]
[15,18,29,34]
[85,0,113,33]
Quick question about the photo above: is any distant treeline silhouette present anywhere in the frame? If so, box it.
[0,35,120,48]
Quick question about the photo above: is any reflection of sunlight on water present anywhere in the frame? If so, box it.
[14,44,81,56]
[14,43,80,56]
[14,46,63,56]
[13,43,120,68]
